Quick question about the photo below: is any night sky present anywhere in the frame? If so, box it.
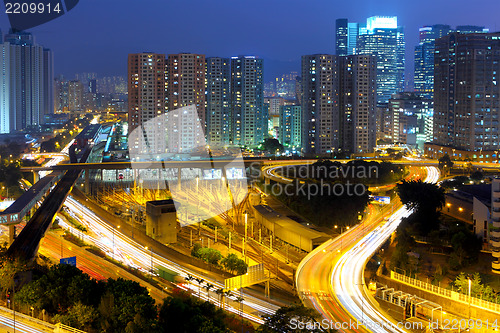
[1,0,500,82]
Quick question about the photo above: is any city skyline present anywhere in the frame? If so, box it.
[1,0,500,81]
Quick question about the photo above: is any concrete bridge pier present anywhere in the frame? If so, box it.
[32,171,39,184]
[8,224,15,245]
[84,169,90,194]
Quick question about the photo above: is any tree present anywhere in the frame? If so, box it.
[203,283,214,300]
[438,154,454,171]
[194,277,205,297]
[257,304,326,333]
[261,138,284,155]
[53,302,99,331]
[221,253,247,274]
[470,171,484,182]
[159,289,238,333]
[396,180,445,235]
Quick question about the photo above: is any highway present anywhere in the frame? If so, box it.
[296,166,440,332]
[59,196,280,324]
[7,146,91,261]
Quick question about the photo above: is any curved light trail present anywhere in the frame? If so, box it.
[296,166,439,333]
[61,196,278,324]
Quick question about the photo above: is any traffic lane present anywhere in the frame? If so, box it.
[39,231,167,303]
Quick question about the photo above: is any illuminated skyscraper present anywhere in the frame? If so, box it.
[336,18,358,56]
[206,57,231,146]
[279,105,301,150]
[433,32,500,151]
[166,53,206,152]
[338,55,377,154]
[388,92,433,150]
[230,56,266,147]
[0,30,53,133]
[414,25,451,99]
[357,16,405,104]
[127,52,167,153]
[301,54,377,155]
[414,24,488,99]
[68,80,83,113]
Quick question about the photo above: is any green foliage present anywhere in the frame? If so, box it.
[438,154,454,170]
[260,138,284,154]
[53,302,99,331]
[274,180,369,228]
[0,161,22,188]
[197,248,223,266]
[470,171,484,182]
[257,304,326,333]
[220,253,248,275]
[14,264,158,333]
[0,257,28,299]
[390,229,415,272]
[60,210,88,232]
[159,288,254,333]
[396,180,445,235]
[453,272,497,302]
[448,229,482,270]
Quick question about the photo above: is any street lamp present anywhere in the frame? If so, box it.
[468,277,472,328]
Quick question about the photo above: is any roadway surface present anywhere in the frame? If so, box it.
[7,147,91,261]
[296,166,440,333]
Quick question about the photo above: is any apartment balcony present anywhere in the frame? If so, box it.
[491,230,500,239]
[493,249,500,259]
[493,190,500,200]
[493,200,500,210]
[492,261,500,274]
[492,238,500,248]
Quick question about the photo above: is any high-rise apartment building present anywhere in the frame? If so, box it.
[0,30,53,133]
[127,53,167,153]
[265,97,285,138]
[388,92,433,150]
[301,54,377,155]
[230,56,266,147]
[357,16,405,104]
[279,105,301,150]
[166,53,206,152]
[414,25,452,99]
[338,55,377,154]
[433,32,500,151]
[206,57,231,146]
[68,80,83,113]
[336,19,359,56]
[301,54,339,155]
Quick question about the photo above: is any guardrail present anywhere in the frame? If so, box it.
[0,305,55,331]
[54,322,87,333]
[391,271,500,314]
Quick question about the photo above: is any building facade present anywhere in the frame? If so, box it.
[491,179,500,274]
[414,25,452,99]
[127,53,167,154]
[206,57,231,146]
[388,92,433,150]
[357,16,405,104]
[433,32,500,151]
[0,30,53,133]
[301,54,377,155]
[279,105,301,150]
[338,55,377,154]
[166,53,206,153]
[230,56,266,147]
